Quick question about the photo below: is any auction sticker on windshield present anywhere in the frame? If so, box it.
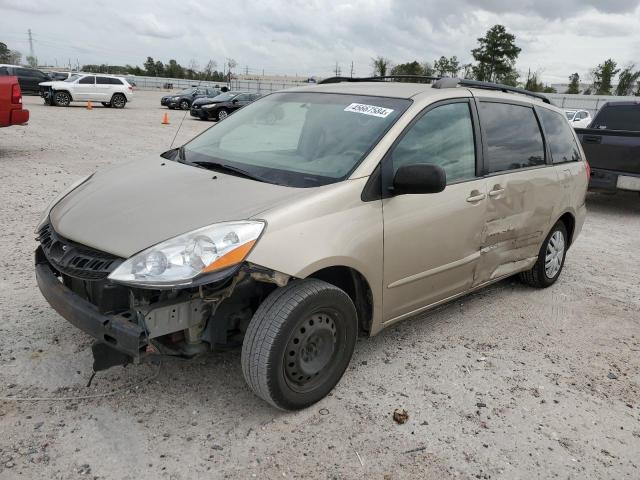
[344,103,394,118]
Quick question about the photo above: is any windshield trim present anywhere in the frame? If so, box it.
[180,91,413,187]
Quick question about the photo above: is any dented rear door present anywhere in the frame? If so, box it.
[473,99,559,284]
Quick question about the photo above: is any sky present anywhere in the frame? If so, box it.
[2,0,640,84]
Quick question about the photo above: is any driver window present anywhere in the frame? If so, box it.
[391,102,476,183]
[78,76,95,84]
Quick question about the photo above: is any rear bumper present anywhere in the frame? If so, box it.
[11,108,29,125]
[35,257,146,360]
[589,168,640,191]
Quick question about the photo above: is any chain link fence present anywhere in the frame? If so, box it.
[546,93,637,116]
[128,75,311,93]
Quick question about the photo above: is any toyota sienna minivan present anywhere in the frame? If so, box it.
[35,77,588,410]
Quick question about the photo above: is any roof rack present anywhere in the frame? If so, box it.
[318,75,551,104]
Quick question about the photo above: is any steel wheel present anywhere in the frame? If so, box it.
[545,230,565,278]
[53,91,71,107]
[284,311,338,392]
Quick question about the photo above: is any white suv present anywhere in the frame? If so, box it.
[38,73,134,108]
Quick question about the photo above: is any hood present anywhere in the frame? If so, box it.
[49,157,303,258]
[193,97,219,106]
[39,81,54,87]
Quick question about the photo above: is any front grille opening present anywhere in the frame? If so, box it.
[37,222,123,281]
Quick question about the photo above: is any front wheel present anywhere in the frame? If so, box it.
[179,99,190,110]
[216,108,229,121]
[111,93,126,109]
[53,91,71,107]
[241,279,358,410]
[520,221,568,288]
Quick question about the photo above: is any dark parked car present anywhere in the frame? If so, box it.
[190,92,261,121]
[0,65,50,95]
[576,101,640,193]
[48,71,73,81]
[160,87,221,110]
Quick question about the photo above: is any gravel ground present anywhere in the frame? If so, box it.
[0,91,639,480]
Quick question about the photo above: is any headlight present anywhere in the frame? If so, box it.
[171,96,180,101]
[108,221,265,287]
[35,174,93,233]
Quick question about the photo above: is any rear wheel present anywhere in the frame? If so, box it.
[241,279,357,410]
[111,93,126,109]
[53,91,71,107]
[520,221,568,288]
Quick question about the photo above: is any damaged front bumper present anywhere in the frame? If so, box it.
[35,258,148,361]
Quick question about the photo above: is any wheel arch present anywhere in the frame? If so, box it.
[306,265,373,336]
[556,210,576,247]
[53,89,73,101]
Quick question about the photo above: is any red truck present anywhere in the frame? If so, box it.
[0,75,29,127]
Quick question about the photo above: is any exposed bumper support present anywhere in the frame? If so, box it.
[35,261,147,361]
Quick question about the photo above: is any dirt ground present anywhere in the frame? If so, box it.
[0,91,639,480]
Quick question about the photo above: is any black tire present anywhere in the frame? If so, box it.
[101,102,112,108]
[111,93,126,109]
[216,108,229,121]
[179,99,190,110]
[241,279,358,410]
[53,91,71,107]
[520,221,568,288]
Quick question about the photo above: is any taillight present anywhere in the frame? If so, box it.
[585,160,591,179]
[11,83,22,104]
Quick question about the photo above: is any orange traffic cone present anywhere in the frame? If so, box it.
[162,113,170,125]
[86,101,93,110]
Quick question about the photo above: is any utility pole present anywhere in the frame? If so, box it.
[245,65,249,75]
[350,61,354,78]
[28,29,34,59]
[334,62,341,76]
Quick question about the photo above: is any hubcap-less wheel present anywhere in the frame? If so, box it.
[545,230,565,278]
[217,109,228,120]
[179,100,190,110]
[112,95,126,108]
[284,312,337,391]
[54,92,70,106]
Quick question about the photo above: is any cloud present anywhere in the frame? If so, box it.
[123,13,185,39]
[0,0,59,14]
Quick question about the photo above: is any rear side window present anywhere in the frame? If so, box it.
[78,76,95,84]
[0,67,8,75]
[480,102,545,173]
[96,76,111,84]
[591,105,640,131]
[391,101,476,184]
[538,108,581,164]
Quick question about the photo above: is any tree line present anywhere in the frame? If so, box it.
[370,25,640,96]
[81,57,228,82]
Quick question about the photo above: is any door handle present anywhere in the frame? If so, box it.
[466,192,486,203]
[583,135,601,144]
[488,188,505,197]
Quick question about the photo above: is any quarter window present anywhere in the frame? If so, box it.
[538,108,581,164]
[480,102,545,173]
[391,102,476,183]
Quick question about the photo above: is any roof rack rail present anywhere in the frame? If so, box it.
[318,75,551,104]
[319,75,440,84]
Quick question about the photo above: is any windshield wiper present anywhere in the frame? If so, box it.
[192,160,266,182]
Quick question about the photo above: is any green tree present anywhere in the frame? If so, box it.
[471,25,521,85]
[390,60,425,78]
[371,56,391,76]
[525,71,544,92]
[592,59,619,95]
[422,62,435,77]
[143,57,156,76]
[615,64,639,96]
[566,73,580,94]
[433,56,460,77]
[0,42,10,63]
[542,85,557,93]
[26,55,37,67]
[155,60,165,76]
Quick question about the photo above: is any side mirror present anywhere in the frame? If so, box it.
[232,99,238,104]
[392,164,446,195]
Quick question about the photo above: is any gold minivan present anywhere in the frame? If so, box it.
[35,77,588,410]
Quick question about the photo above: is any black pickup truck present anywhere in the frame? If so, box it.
[576,101,640,193]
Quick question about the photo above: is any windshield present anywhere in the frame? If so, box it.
[177,88,195,95]
[64,75,80,83]
[212,92,237,101]
[565,111,576,120]
[183,92,411,187]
